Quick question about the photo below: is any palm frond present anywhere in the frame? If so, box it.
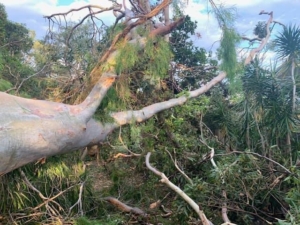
[274,24,300,60]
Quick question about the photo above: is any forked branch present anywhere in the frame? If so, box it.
[244,11,274,65]
[146,152,212,225]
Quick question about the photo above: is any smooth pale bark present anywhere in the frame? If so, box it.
[0,70,225,174]
[111,72,226,125]
[0,73,116,174]
[145,152,211,225]
[244,11,273,65]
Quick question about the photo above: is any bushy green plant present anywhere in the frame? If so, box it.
[0,153,98,224]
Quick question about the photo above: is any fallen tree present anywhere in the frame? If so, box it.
[0,69,225,174]
[0,0,221,175]
[0,0,273,175]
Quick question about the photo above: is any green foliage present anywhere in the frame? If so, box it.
[75,216,123,225]
[0,154,98,224]
[144,37,173,78]
[96,23,126,58]
[278,172,300,224]
[254,21,268,39]
[0,78,12,91]
[170,15,216,90]
[115,36,172,79]
[219,27,239,80]
[115,41,141,74]
[209,4,240,88]
[274,24,300,60]
[0,3,7,46]
[0,5,43,97]
[44,20,99,68]
[210,4,237,29]
[240,59,300,153]
[4,21,33,55]
[130,123,142,147]
[94,83,130,122]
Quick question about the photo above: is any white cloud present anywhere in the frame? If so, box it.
[0,0,117,38]
[223,0,264,7]
[181,1,221,51]
[1,0,299,47]
[1,0,114,17]
[1,0,56,7]
[219,0,283,8]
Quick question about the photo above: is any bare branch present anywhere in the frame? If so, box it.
[19,169,48,201]
[273,20,285,27]
[44,5,115,19]
[103,197,147,216]
[68,181,86,216]
[19,168,82,219]
[65,8,113,46]
[146,152,212,225]
[110,72,226,126]
[244,11,273,65]
[5,64,50,94]
[44,4,122,48]
[165,149,193,185]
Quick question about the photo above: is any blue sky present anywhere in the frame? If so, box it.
[58,0,75,6]
[0,0,299,53]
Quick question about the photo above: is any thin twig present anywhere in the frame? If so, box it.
[165,149,193,184]
[215,151,291,174]
[68,181,86,216]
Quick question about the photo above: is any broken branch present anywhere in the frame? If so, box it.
[146,152,212,225]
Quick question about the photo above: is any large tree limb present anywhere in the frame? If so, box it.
[0,98,114,175]
[78,72,117,122]
[150,17,185,37]
[0,70,224,175]
[110,72,226,125]
[244,11,273,65]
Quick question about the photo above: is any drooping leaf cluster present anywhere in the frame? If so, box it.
[115,36,173,79]
[219,27,239,80]
[210,4,240,85]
